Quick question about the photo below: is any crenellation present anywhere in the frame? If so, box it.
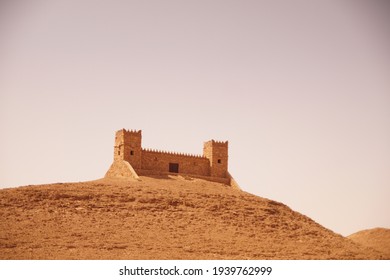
[125,129,141,134]
[142,147,206,159]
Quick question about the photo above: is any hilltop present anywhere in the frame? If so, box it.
[0,175,383,259]
[348,228,390,259]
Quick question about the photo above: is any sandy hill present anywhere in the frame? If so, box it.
[0,175,383,259]
[348,228,390,259]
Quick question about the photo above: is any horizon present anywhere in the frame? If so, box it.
[1,0,389,236]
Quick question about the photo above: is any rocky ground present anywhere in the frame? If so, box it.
[0,175,385,259]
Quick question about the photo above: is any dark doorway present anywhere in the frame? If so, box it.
[169,163,179,173]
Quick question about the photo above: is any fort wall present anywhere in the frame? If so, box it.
[141,149,210,176]
[105,129,239,188]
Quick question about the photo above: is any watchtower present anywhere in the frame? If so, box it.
[114,129,142,169]
[203,140,228,178]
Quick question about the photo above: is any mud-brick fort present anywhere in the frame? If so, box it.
[105,129,240,188]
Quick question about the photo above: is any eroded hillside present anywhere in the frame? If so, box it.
[0,176,382,259]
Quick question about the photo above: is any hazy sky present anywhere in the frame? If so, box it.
[1,0,389,236]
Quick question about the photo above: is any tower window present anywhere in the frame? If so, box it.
[118,151,120,155]
[130,150,134,156]
[217,159,221,164]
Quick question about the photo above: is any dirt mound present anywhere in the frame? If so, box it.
[348,228,390,259]
[0,176,382,259]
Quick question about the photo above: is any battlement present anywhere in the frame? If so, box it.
[106,129,238,188]
[142,148,206,158]
[206,139,228,145]
[117,129,141,134]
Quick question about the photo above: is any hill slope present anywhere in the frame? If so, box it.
[348,228,390,259]
[0,175,382,259]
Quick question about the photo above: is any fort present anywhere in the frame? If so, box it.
[105,129,240,188]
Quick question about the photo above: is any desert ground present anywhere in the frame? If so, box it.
[348,228,390,259]
[0,175,386,259]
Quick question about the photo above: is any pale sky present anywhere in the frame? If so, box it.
[1,0,389,236]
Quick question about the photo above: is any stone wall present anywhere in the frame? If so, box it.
[106,129,239,188]
[114,129,142,169]
[203,140,228,178]
[140,149,211,177]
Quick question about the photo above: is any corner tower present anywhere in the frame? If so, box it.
[114,129,142,169]
[203,140,228,178]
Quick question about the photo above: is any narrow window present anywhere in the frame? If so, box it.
[118,151,120,155]
[217,159,221,164]
[130,150,134,156]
